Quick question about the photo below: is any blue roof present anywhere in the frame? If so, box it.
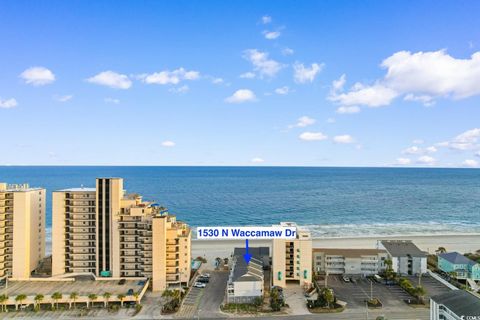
[150,203,160,207]
[439,252,476,266]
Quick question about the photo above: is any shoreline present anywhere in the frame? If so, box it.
[192,234,480,266]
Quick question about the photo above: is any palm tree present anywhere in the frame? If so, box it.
[321,288,334,308]
[384,258,396,282]
[103,292,111,308]
[161,289,173,300]
[133,292,140,305]
[69,292,78,309]
[51,292,62,310]
[436,247,447,254]
[15,294,26,311]
[0,294,8,312]
[414,286,427,304]
[88,294,97,309]
[34,294,44,311]
[117,294,126,307]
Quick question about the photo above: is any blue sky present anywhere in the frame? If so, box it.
[1,0,480,167]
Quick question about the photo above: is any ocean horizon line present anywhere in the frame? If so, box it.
[1,164,479,169]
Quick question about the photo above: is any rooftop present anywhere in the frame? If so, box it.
[313,248,386,258]
[231,247,270,282]
[439,252,477,266]
[56,187,96,192]
[0,183,44,192]
[6,278,145,296]
[380,240,426,258]
[431,290,480,316]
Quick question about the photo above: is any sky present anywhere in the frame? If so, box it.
[1,0,480,167]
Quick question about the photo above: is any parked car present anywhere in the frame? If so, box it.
[342,276,350,282]
[137,280,145,286]
[197,277,209,283]
[200,273,211,278]
[194,282,206,288]
[118,279,126,285]
[127,288,134,295]
[350,277,357,283]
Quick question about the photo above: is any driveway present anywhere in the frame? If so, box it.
[283,283,310,315]
[176,270,228,319]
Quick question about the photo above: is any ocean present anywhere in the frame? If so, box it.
[1,166,479,241]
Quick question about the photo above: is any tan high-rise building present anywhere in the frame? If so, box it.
[0,183,46,280]
[272,222,312,288]
[52,178,191,291]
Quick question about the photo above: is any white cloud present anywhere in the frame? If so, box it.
[327,118,336,123]
[402,145,437,155]
[293,62,323,83]
[330,50,480,110]
[275,86,290,95]
[333,135,354,144]
[331,74,346,93]
[404,94,435,107]
[330,81,398,108]
[261,15,272,24]
[139,68,200,85]
[426,146,437,153]
[53,94,73,102]
[161,141,176,147]
[476,151,480,158]
[336,106,360,114]
[240,72,256,79]
[251,157,265,163]
[20,67,55,86]
[290,116,316,128]
[104,97,120,104]
[382,50,480,99]
[462,159,478,167]
[299,132,328,141]
[438,128,480,150]
[282,48,294,56]
[87,71,132,89]
[243,49,283,78]
[0,98,17,109]
[169,85,189,94]
[412,139,424,144]
[225,89,256,103]
[396,158,412,165]
[212,78,224,84]
[402,146,422,155]
[417,155,436,165]
[263,30,281,40]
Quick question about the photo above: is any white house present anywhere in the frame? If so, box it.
[379,240,427,275]
[226,247,269,304]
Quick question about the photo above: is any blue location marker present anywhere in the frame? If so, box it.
[243,239,252,264]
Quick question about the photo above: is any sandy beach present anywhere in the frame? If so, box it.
[192,234,480,266]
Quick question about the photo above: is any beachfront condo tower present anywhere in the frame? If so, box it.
[52,178,191,291]
[0,183,46,280]
[272,222,312,288]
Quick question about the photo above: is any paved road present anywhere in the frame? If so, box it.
[176,270,228,319]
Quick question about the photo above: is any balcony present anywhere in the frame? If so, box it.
[166,275,179,282]
[166,246,179,253]
[120,265,141,271]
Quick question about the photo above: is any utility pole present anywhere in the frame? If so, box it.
[370,280,373,300]
[365,300,369,320]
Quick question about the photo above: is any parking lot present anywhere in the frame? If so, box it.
[324,274,449,311]
[176,270,228,319]
[5,277,145,297]
[404,275,451,299]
